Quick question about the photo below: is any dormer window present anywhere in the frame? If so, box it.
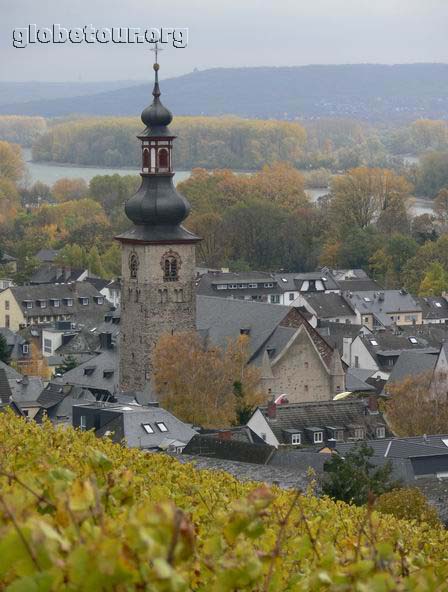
[79,297,89,306]
[23,300,33,309]
[354,427,365,440]
[291,433,301,445]
[22,344,29,355]
[376,426,386,439]
[94,296,104,305]
[313,431,323,444]
[51,299,60,307]
[84,366,95,376]
[38,300,47,309]
[63,298,74,307]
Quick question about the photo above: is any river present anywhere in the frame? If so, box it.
[22,149,434,216]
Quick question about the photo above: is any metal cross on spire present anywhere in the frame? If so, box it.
[150,41,164,66]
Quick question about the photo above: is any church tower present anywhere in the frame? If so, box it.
[116,55,200,393]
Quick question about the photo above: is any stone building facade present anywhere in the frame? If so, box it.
[116,60,200,392]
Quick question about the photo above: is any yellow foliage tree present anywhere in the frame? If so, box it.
[153,332,264,427]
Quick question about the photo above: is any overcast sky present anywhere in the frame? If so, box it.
[1,0,447,82]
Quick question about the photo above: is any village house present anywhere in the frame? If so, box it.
[0,282,111,331]
[345,289,423,329]
[246,398,389,449]
[197,295,346,403]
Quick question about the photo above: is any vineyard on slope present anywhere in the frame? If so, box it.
[0,411,447,591]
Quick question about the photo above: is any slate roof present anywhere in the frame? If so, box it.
[0,369,13,404]
[416,296,448,320]
[1,252,17,263]
[345,368,376,392]
[8,376,44,403]
[337,279,382,292]
[9,282,111,324]
[317,322,368,356]
[61,349,118,396]
[183,434,275,464]
[304,293,356,319]
[346,290,422,321]
[29,264,87,285]
[179,455,312,490]
[0,327,28,360]
[335,437,448,459]
[79,402,197,449]
[257,400,388,445]
[196,296,291,357]
[359,330,440,370]
[35,249,59,263]
[387,351,437,385]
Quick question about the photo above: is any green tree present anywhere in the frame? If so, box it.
[55,354,78,375]
[419,261,448,296]
[0,334,10,363]
[322,442,397,506]
[416,152,448,197]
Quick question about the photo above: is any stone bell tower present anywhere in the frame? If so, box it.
[116,55,200,393]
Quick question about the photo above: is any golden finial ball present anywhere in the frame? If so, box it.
[154,63,160,71]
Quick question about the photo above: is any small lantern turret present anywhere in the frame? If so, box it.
[139,57,174,175]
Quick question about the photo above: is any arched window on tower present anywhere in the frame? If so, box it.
[158,148,169,171]
[142,148,150,171]
[163,256,178,281]
[129,252,139,279]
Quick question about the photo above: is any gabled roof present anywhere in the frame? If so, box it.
[336,436,448,459]
[0,327,28,360]
[387,351,437,385]
[29,264,87,285]
[196,295,291,357]
[416,296,448,320]
[304,292,356,319]
[61,349,118,395]
[79,402,196,448]
[346,290,422,317]
[0,369,13,404]
[35,249,59,263]
[337,279,382,292]
[317,322,369,356]
[257,399,388,445]
[183,434,274,464]
[345,368,376,392]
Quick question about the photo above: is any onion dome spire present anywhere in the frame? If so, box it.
[140,50,173,136]
[118,46,199,243]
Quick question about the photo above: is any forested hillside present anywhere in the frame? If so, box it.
[2,64,448,121]
[0,412,447,590]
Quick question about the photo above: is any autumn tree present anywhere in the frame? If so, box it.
[433,188,448,227]
[329,167,412,232]
[153,331,264,427]
[385,371,448,436]
[52,178,88,202]
[375,488,441,527]
[0,140,24,182]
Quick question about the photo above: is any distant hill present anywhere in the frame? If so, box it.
[1,64,448,122]
[0,80,144,107]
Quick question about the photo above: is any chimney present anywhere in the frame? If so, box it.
[367,394,379,414]
[267,399,277,419]
[342,337,352,364]
[327,438,337,450]
[218,430,232,441]
[99,332,113,350]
